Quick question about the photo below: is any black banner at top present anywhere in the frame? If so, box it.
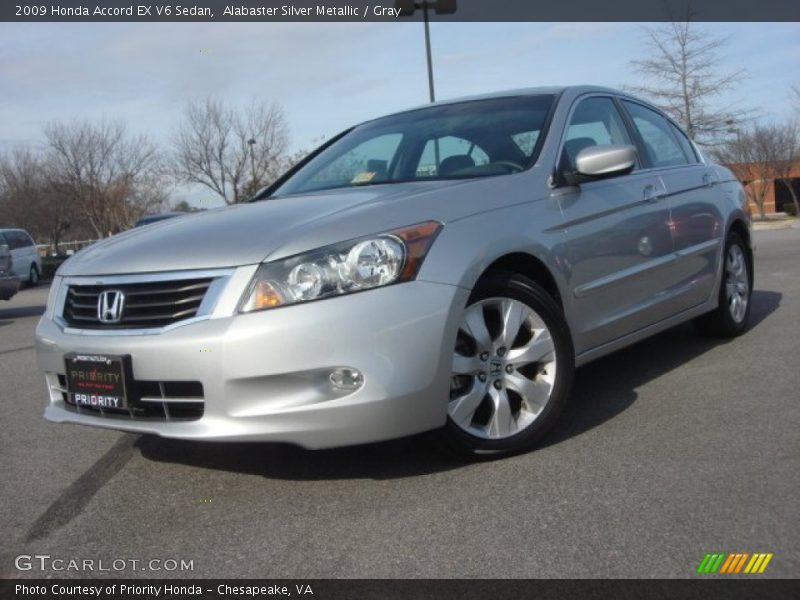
[2,0,799,22]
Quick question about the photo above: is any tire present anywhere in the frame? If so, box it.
[28,264,40,287]
[693,231,752,337]
[441,271,574,459]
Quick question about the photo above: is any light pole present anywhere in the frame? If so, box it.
[396,1,457,103]
[247,138,257,193]
[726,119,742,163]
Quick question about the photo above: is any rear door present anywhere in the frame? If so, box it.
[556,95,676,354]
[620,100,723,311]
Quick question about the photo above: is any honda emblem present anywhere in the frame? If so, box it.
[97,290,125,323]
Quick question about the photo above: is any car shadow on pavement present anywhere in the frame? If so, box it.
[137,289,781,480]
[136,432,464,480]
[540,289,781,449]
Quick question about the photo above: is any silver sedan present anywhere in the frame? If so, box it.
[35,86,753,458]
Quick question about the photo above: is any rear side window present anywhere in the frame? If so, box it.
[511,131,540,155]
[668,121,698,163]
[622,101,688,168]
[415,136,490,178]
[0,233,7,247]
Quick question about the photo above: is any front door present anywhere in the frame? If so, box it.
[555,96,677,354]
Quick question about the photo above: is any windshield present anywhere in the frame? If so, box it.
[269,95,555,197]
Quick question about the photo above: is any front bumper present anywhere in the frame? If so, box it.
[36,280,468,448]
[0,273,20,300]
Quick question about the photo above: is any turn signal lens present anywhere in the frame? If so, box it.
[242,280,283,312]
[394,221,442,281]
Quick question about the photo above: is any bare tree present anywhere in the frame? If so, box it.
[172,98,290,204]
[0,149,75,252]
[629,20,751,145]
[715,121,800,218]
[44,119,168,237]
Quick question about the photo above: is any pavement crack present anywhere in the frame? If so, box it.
[0,345,35,356]
[25,434,139,542]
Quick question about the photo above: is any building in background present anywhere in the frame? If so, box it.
[728,162,800,216]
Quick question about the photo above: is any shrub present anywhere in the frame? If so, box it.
[41,256,68,280]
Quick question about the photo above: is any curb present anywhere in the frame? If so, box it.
[752,220,799,231]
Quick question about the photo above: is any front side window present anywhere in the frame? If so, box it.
[622,101,689,168]
[269,95,555,197]
[6,231,25,250]
[561,97,632,171]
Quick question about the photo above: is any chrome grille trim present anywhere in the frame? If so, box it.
[53,268,235,336]
[64,278,213,328]
[55,373,204,421]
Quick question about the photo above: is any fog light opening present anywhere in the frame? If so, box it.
[329,368,364,391]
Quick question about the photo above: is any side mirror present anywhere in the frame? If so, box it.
[575,144,636,179]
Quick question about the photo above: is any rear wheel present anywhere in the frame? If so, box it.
[693,231,751,337]
[442,271,574,458]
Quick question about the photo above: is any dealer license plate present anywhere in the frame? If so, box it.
[64,353,129,410]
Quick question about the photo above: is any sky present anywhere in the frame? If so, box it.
[0,21,798,207]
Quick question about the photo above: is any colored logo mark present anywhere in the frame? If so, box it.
[696,552,773,574]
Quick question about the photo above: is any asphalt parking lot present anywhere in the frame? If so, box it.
[1,227,798,579]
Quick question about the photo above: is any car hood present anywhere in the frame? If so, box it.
[58,180,482,277]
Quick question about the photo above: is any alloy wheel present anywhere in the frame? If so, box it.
[725,244,749,323]
[449,297,557,440]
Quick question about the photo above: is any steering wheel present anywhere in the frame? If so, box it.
[492,160,525,173]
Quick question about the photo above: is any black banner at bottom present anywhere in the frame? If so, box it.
[2,579,799,600]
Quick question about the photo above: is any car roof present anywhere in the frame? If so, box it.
[360,85,629,125]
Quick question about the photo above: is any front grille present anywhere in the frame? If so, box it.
[63,278,213,329]
[58,374,204,421]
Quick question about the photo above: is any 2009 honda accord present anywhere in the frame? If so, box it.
[35,86,753,457]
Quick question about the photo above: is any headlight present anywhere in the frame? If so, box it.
[239,221,442,312]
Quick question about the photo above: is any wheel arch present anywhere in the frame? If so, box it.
[478,252,564,310]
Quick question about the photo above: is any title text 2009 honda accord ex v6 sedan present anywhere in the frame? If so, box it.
[35,86,753,458]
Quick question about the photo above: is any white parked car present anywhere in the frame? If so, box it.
[0,228,42,285]
[0,242,20,300]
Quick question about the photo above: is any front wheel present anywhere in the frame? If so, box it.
[441,271,574,459]
[28,264,40,286]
